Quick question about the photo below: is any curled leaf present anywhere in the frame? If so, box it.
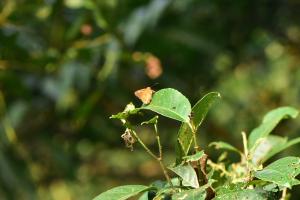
[248,107,299,149]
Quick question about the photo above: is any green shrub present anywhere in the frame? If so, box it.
[94,88,300,200]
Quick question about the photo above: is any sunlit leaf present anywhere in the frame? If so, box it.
[169,164,199,188]
[254,157,300,188]
[248,107,298,149]
[110,103,139,121]
[214,188,272,200]
[177,92,221,158]
[251,135,287,165]
[209,141,241,154]
[262,183,279,193]
[263,137,300,162]
[141,88,191,123]
[93,185,152,200]
[172,187,206,200]
[138,192,148,200]
[183,151,205,162]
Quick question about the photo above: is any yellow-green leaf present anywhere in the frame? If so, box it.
[142,88,191,123]
[254,157,300,188]
[177,92,221,157]
[93,185,152,200]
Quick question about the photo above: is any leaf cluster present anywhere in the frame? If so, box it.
[96,88,300,200]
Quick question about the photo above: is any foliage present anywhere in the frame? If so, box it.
[95,88,300,199]
[177,92,221,159]
[93,185,152,200]
[2,0,300,199]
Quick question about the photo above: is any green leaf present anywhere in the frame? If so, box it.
[183,151,205,162]
[251,135,288,165]
[263,183,279,193]
[248,106,298,149]
[264,137,300,162]
[93,185,152,200]
[209,141,241,154]
[177,92,221,156]
[214,188,272,200]
[173,179,215,200]
[141,88,191,123]
[192,92,221,130]
[172,187,206,200]
[138,192,148,200]
[251,134,300,165]
[110,103,139,121]
[169,164,199,188]
[254,156,300,188]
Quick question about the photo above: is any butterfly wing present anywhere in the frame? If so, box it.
[134,87,154,104]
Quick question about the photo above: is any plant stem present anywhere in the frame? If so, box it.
[242,131,252,182]
[242,131,248,159]
[154,124,162,159]
[188,122,207,185]
[158,158,173,186]
[188,122,200,152]
[131,130,157,160]
[280,188,287,200]
[207,160,231,177]
[131,129,173,186]
[153,124,173,186]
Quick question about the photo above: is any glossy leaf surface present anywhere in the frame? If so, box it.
[93,185,151,200]
[142,88,191,123]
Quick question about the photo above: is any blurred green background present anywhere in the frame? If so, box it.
[1,0,300,199]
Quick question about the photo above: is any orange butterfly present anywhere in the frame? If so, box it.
[134,87,155,104]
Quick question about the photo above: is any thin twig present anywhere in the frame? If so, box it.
[242,131,252,182]
[188,122,200,152]
[154,124,162,159]
[242,131,248,159]
[207,160,231,177]
[280,188,287,200]
[188,122,207,185]
[131,130,157,160]
[158,159,173,186]
[153,124,173,186]
[131,129,173,186]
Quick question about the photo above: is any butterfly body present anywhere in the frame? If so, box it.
[134,87,155,104]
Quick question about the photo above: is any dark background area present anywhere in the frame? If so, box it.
[1,0,300,199]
